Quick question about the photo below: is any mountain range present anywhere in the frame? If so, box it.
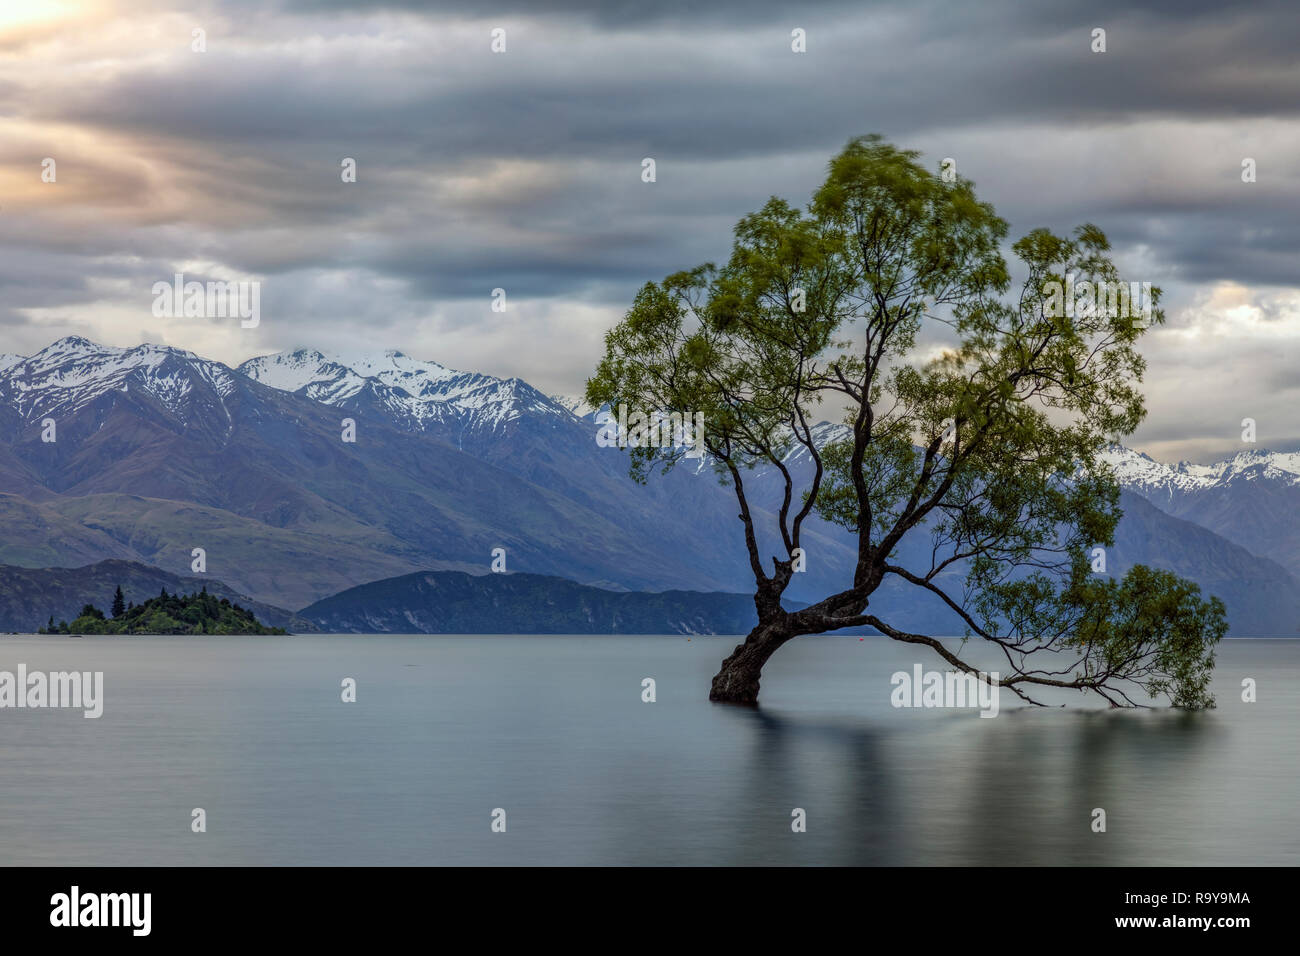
[1101,445,1300,581]
[0,336,1295,636]
[296,569,779,635]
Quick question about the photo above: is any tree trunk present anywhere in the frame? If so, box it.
[709,621,794,705]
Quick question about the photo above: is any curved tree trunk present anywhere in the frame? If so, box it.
[709,621,794,705]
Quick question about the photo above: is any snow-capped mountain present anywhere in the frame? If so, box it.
[0,336,792,609]
[239,346,1300,593]
[0,335,1295,634]
[238,347,573,441]
[0,336,240,427]
[1101,443,1300,580]
[1101,444,1300,498]
[550,393,594,418]
[1100,445,1215,496]
[777,422,852,466]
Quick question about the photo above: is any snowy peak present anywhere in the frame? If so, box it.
[551,393,594,418]
[1100,444,1213,496]
[1101,443,1300,498]
[774,422,852,466]
[239,347,575,434]
[775,436,1300,498]
[1175,448,1300,484]
[0,337,240,424]
[238,347,458,399]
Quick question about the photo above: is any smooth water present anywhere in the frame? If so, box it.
[0,634,1295,866]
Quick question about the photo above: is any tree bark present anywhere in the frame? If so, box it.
[709,621,794,705]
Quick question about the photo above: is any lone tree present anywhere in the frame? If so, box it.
[587,135,1226,710]
[111,585,126,619]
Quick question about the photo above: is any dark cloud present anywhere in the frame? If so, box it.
[1,0,1298,460]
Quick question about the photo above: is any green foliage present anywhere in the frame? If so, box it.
[587,134,1225,709]
[39,585,285,636]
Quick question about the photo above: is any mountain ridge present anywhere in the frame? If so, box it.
[0,337,1294,635]
[1100,443,1300,579]
[296,568,796,635]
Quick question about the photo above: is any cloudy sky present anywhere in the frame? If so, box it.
[1,0,1296,462]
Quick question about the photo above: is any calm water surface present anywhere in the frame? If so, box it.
[0,634,1295,865]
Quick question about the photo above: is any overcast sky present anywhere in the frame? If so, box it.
[1,0,1296,462]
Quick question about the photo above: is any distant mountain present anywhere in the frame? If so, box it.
[297,488,1300,636]
[0,558,309,633]
[1103,444,1300,496]
[549,394,594,417]
[1102,445,1300,579]
[297,570,781,635]
[1109,491,1300,637]
[236,344,863,602]
[238,346,570,441]
[0,337,1293,636]
[0,338,787,607]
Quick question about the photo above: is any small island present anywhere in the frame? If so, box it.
[39,586,287,635]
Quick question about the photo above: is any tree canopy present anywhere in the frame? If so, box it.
[40,586,285,635]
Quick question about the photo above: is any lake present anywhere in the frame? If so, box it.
[0,634,1295,865]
